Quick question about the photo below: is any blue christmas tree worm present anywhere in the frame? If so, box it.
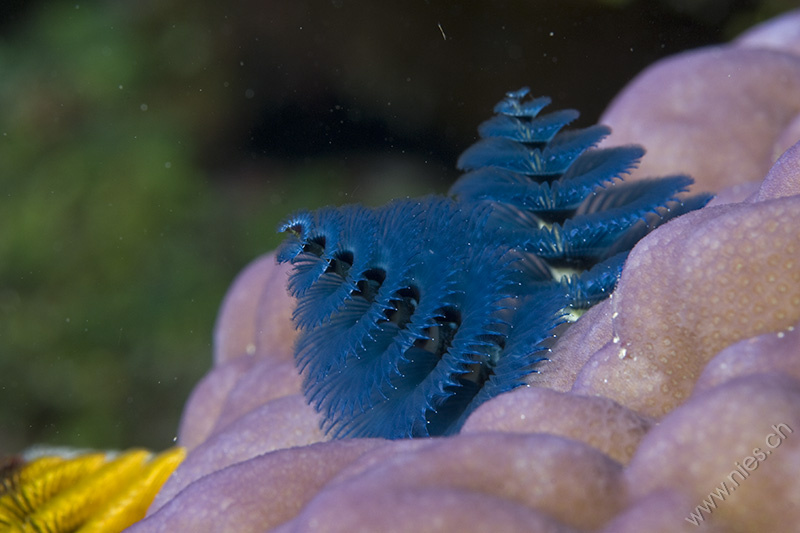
[278,88,711,439]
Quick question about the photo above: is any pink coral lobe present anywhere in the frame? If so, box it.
[212,251,297,365]
[625,373,800,532]
[600,26,800,193]
[572,193,800,416]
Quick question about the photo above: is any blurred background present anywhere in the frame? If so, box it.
[0,0,795,453]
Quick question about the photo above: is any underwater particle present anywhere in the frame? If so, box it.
[277,87,710,440]
[437,22,447,40]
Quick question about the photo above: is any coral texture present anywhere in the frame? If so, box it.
[132,9,800,533]
[600,10,800,193]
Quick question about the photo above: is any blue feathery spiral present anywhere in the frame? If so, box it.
[277,87,711,439]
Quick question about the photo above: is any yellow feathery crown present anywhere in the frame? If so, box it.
[0,447,185,533]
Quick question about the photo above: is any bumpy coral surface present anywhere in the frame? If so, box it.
[600,10,800,193]
[131,9,800,533]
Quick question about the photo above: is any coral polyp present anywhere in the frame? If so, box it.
[278,87,711,439]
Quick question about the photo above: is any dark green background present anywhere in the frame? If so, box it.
[0,0,793,453]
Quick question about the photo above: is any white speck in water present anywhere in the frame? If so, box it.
[246,343,256,355]
[164,162,172,169]
[618,347,628,359]
[612,335,620,344]
[777,331,785,338]
[140,103,148,111]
